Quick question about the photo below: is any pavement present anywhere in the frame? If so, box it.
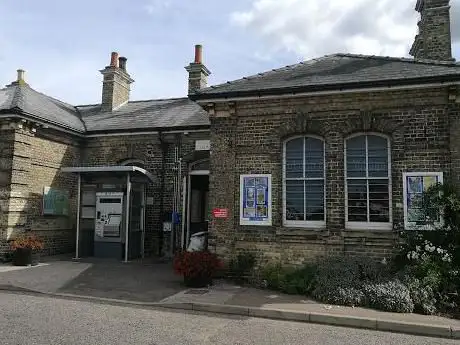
[0,256,459,340]
[2,292,458,345]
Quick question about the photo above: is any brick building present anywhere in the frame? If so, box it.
[190,0,460,264]
[1,0,460,265]
[0,48,211,261]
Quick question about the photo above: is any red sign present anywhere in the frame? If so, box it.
[212,208,229,219]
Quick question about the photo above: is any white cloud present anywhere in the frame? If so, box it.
[144,0,171,15]
[231,0,460,59]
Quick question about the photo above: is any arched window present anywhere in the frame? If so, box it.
[345,133,392,230]
[283,136,325,227]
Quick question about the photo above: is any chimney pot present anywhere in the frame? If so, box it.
[17,69,25,82]
[185,44,211,94]
[110,52,119,67]
[194,44,203,64]
[119,57,127,71]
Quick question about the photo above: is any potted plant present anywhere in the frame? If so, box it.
[173,250,222,288]
[9,232,44,266]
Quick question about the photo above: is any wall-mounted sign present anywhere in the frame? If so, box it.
[195,140,210,151]
[403,172,443,230]
[162,222,172,232]
[240,174,272,226]
[43,187,69,216]
[212,208,229,219]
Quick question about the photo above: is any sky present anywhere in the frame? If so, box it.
[0,0,459,105]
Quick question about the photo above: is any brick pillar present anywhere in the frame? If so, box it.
[208,108,237,261]
[410,0,454,61]
[0,126,14,254]
[449,89,460,189]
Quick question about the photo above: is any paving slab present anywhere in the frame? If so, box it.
[452,325,460,339]
[0,260,92,293]
[159,281,242,305]
[0,263,50,273]
[59,260,184,302]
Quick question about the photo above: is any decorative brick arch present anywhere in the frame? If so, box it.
[277,111,333,140]
[342,110,407,139]
[342,110,409,163]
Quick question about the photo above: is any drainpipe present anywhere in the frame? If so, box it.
[170,134,182,256]
[158,132,166,257]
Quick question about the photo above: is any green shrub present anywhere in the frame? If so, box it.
[280,264,317,295]
[363,280,414,313]
[404,276,437,315]
[260,263,317,295]
[260,263,286,290]
[330,287,365,306]
[229,251,257,280]
[312,256,386,307]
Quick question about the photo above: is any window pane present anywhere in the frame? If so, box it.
[305,138,324,178]
[368,136,388,177]
[305,180,324,221]
[286,180,304,221]
[369,179,390,222]
[285,138,303,178]
[347,179,367,222]
[346,136,366,178]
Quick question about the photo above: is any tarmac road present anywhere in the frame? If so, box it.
[0,292,457,345]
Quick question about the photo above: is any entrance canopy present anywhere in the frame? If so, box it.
[62,166,154,263]
[61,166,155,183]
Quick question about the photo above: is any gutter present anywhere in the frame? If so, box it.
[85,127,210,138]
[190,77,460,103]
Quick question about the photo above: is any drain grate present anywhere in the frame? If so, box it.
[184,289,209,295]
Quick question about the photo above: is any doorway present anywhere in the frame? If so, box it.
[183,160,209,249]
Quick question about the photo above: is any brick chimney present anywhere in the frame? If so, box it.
[6,69,28,87]
[185,45,211,94]
[410,0,454,61]
[100,52,134,112]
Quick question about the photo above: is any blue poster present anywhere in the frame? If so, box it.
[242,176,269,221]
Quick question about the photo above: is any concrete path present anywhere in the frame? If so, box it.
[0,256,184,302]
[0,260,92,293]
[58,259,183,302]
[1,258,459,340]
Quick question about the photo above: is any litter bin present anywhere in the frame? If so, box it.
[187,231,208,252]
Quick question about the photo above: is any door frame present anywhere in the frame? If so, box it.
[182,159,209,249]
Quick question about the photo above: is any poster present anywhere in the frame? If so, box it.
[240,174,272,226]
[43,187,69,216]
[403,172,443,229]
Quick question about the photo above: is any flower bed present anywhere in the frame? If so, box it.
[173,250,222,288]
[255,183,459,317]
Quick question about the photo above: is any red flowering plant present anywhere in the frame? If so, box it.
[173,250,223,279]
[9,232,44,251]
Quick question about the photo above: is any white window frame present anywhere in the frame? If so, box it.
[402,171,444,231]
[283,135,326,229]
[344,132,392,231]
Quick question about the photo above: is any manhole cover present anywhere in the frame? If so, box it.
[184,289,209,295]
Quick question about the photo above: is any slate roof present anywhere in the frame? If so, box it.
[0,83,85,133]
[77,98,209,133]
[192,53,460,99]
[0,82,209,134]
